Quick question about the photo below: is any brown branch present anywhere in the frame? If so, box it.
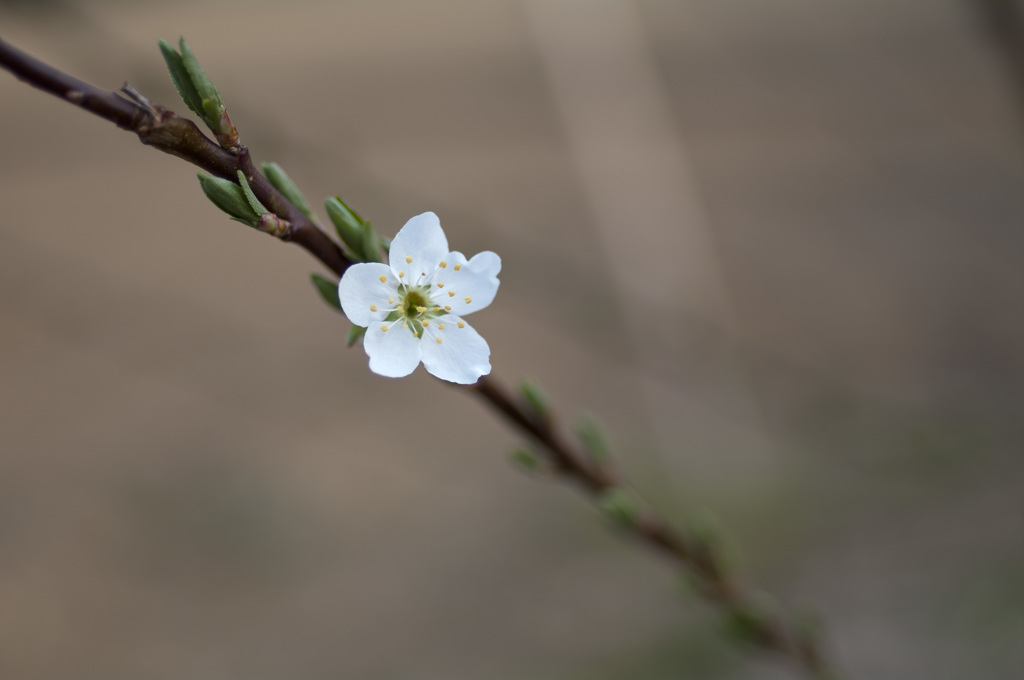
[0,36,839,680]
[0,36,350,277]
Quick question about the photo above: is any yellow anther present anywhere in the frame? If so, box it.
[435,337,442,344]
[445,305,451,311]
[388,296,394,304]
[416,306,427,313]
[454,263,461,271]
[379,275,387,283]
[370,304,378,312]
[437,282,445,288]
[457,321,465,328]
[405,256,413,263]
[438,323,446,329]
[403,323,409,328]
[399,271,405,278]
[448,291,455,297]
[464,296,472,304]
[433,306,440,312]
[439,261,447,269]
[423,320,430,326]
[380,325,388,332]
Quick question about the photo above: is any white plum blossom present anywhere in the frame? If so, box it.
[338,212,500,384]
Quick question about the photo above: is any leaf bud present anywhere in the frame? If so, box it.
[262,162,313,219]
[509,447,542,473]
[519,379,550,419]
[197,172,259,225]
[575,415,611,463]
[158,37,237,147]
[599,488,638,526]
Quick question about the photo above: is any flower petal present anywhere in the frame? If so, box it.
[468,250,501,280]
[364,321,422,378]
[428,251,500,315]
[420,314,491,384]
[388,212,449,280]
[338,262,398,327]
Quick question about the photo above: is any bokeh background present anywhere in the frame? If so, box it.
[1,1,1022,678]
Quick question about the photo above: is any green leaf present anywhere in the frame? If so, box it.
[325,196,364,255]
[310,273,342,311]
[158,39,203,116]
[197,173,258,225]
[236,171,268,216]
[346,324,366,347]
[262,162,312,218]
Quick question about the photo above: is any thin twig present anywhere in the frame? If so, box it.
[0,36,839,679]
[0,37,349,277]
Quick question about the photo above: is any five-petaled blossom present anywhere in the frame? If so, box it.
[338,212,500,384]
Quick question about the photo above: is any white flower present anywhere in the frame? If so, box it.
[338,212,501,384]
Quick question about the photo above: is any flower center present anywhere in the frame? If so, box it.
[402,288,429,318]
[391,285,448,338]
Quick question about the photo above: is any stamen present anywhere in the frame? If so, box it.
[438,323,446,329]
[433,306,440,312]
[435,337,442,344]
[379,275,387,283]
[380,325,388,332]
[457,321,465,328]
[415,306,427,313]
[436,283,445,288]
[423,320,430,326]
[405,256,412,263]
[448,291,455,297]
[388,296,395,304]
[464,296,472,304]
[398,271,405,278]
[444,305,451,311]
[454,263,461,271]
[439,261,447,269]
[403,323,408,328]
[370,304,377,312]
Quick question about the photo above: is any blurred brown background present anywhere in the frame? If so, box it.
[1,1,1022,678]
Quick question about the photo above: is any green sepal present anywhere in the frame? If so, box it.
[178,38,225,124]
[310,273,342,312]
[576,416,611,463]
[262,162,312,218]
[520,379,550,418]
[346,324,366,347]
[598,488,637,526]
[236,171,268,216]
[197,172,258,225]
[158,39,203,116]
[324,196,365,255]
